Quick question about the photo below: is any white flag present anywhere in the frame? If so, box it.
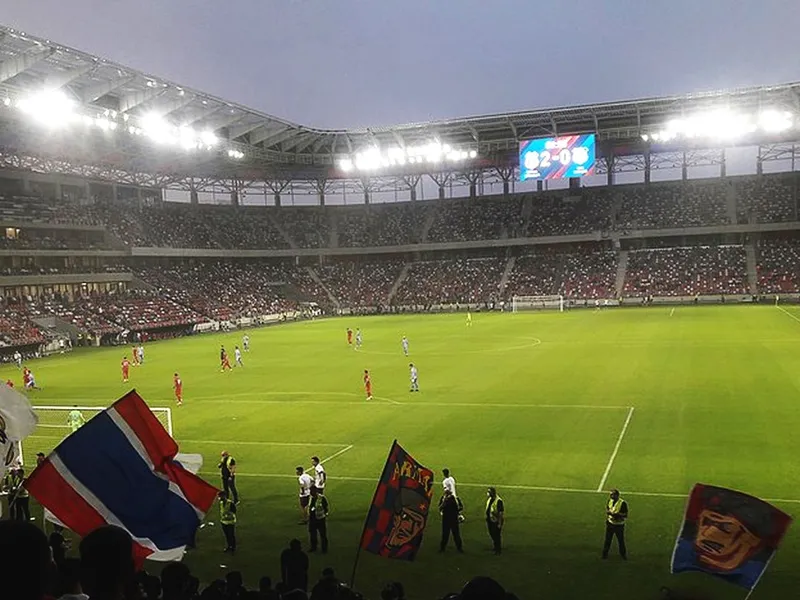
[0,385,37,478]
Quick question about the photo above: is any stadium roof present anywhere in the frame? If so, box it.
[1,23,800,185]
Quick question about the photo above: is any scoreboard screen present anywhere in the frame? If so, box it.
[519,134,596,181]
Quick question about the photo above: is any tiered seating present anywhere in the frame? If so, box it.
[0,299,46,347]
[316,259,405,307]
[737,175,796,224]
[624,246,748,296]
[562,251,617,298]
[427,198,523,242]
[505,253,562,296]
[393,257,505,305]
[93,292,207,331]
[272,208,329,248]
[617,182,729,230]
[757,238,800,294]
[525,194,612,237]
[336,203,427,247]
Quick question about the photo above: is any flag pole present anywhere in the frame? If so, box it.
[349,440,397,590]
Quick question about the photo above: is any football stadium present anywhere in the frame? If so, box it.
[1,16,800,600]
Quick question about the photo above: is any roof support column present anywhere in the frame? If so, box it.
[313,179,331,206]
[644,151,651,185]
[494,167,514,197]
[401,175,421,202]
[606,155,615,187]
[428,172,452,200]
[265,179,290,207]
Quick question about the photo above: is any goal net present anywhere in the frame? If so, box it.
[512,295,564,312]
[18,405,173,464]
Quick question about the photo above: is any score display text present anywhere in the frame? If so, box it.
[519,134,596,181]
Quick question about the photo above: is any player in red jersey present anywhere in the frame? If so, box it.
[131,346,140,366]
[121,356,130,382]
[363,369,373,401]
[346,328,353,345]
[173,372,183,406]
[220,346,232,372]
[5,379,13,388]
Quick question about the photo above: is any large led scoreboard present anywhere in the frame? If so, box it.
[519,134,596,181]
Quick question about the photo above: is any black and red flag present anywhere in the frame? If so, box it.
[358,440,434,561]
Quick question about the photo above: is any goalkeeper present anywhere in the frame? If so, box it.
[67,406,86,433]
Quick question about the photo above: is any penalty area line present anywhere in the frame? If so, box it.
[776,304,800,325]
[193,471,800,506]
[320,444,354,465]
[597,406,635,492]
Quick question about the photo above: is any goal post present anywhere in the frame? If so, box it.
[512,295,564,312]
[18,405,174,464]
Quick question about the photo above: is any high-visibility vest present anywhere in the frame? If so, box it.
[220,499,237,525]
[310,495,329,520]
[607,497,626,525]
[486,495,503,523]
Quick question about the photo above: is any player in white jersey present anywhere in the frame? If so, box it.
[311,456,326,491]
[234,346,244,367]
[466,311,472,327]
[442,468,457,497]
[355,329,362,350]
[296,466,314,523]
[13,351,22,368]
[442,467,465,521]
[138,345,145,364]
[401,336,409,356]
[242,334,250,352]
[409,363,419,392]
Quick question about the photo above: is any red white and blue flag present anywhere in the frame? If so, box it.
[25,390,218,562]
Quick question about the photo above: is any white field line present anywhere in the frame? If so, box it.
[597,406,635,492]
[777,304,800,325]
[26,433,351,448]
[669,307,675,317]
[191,471,800,505]
[320,444,354,465]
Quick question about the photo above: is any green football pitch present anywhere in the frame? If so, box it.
[4,305,800,599]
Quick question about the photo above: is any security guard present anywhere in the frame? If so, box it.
[438,489,463,553]
[485,487,504,555]
[219,491,237,554]
[308,486,330,554]
[218,451,239,504]
[602,488,628,560]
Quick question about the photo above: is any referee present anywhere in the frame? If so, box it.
[218,451,239,504]
[602,488,628,560]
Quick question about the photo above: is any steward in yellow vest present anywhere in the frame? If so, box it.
[602,488,628,560]
[219,491,237,554]
[485,487,505,555]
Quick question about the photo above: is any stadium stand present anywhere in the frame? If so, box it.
[756,236,800,294]
[392,256,505,306]
[623,246,748,297]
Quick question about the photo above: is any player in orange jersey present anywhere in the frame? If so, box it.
[173,372,183,406]
[363,369,373,401]
[346,328,353,345]
[5,379,13,388]
[220,346,232,372]
[121,356,130,382]
[131,346,140,366]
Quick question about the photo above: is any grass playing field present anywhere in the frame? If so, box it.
[4,305,800,600]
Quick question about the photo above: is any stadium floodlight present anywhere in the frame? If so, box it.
[644,107,795,143]
[759,109,793,133]
[339,138,478,173]
[17,89,77,128]
[227,149,244,159]
[2,97,10,107]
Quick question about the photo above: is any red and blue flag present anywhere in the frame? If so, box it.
[358,440,434,561]
[671,483,792,593]
[25,390,219,562]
